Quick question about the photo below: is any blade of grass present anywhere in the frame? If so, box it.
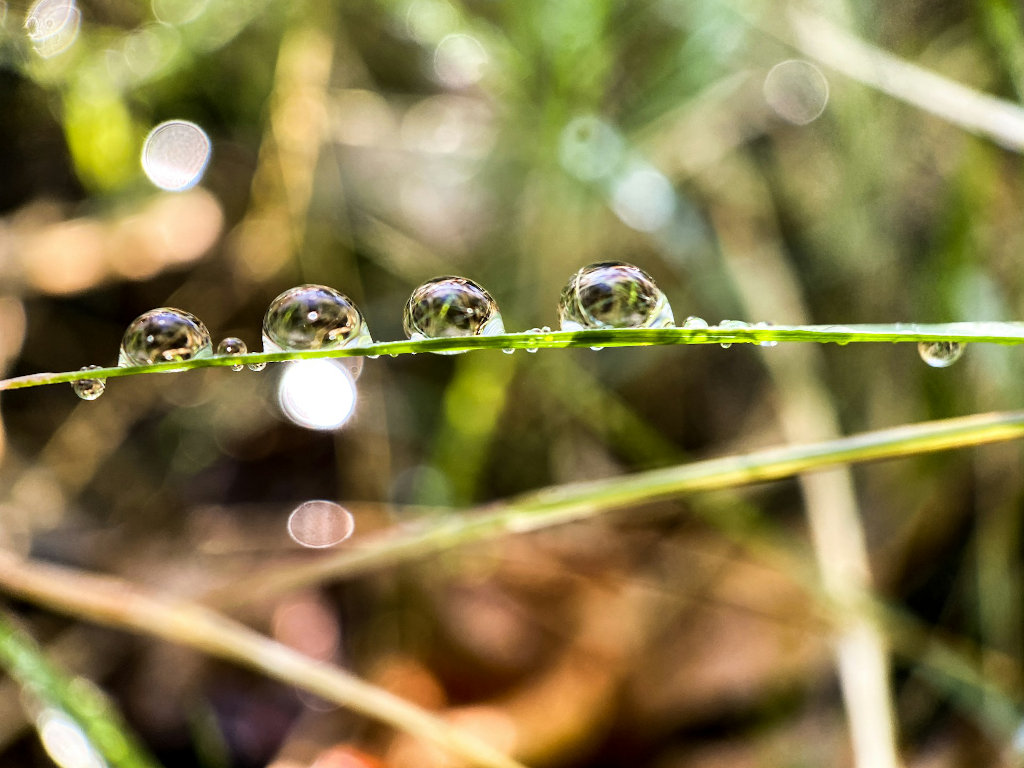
[0,559,527,768]
[4,322,1024,391]
[209,409,1024,603]
[0,611,163,768]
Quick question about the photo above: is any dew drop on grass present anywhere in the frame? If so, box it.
[717,319,749,349]
[263,284,372,353]
[403,276,505,355]
[247,362,267,372]
[682,316,709,329]
[118,308,212,367]
[141,120,211,191]
[287,500,355,548]
[558,261,674,331]
[754,321,778,347]
[216,337,247,371]
[71,365,105,400]
[524,326,550,354]
[918,341,964,368]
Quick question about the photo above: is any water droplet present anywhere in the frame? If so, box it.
[263,284,372,353]
[287,500,354,548]
[118,307,212,367]
[682,316,709,329]
[216,337,247,371]
[918,341,964,368]
[502,347,515,355]
[717,319,749,349]
[278,359,357,431]
[559,261,674,331]
[247,362,267,372]
[403,276,505,355]
[754,321,778,347]
[71,365,105,400]
[523,326,550,354]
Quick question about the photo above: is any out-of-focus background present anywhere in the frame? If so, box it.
[2,0,1024,766]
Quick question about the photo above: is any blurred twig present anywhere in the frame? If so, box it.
[208,409,1024,604]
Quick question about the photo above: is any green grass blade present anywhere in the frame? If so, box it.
[0,612,163,768]
[3,322,1024,391]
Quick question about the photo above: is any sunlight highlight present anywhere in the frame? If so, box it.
[277,359,357,431]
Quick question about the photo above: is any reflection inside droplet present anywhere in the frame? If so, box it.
[278,359,357,431]
[24,0,80,58]
[36,709,105,768]
[141,120,212,191]
[764,59,830,125]
[433,33,488,89]
[287,500,355,548]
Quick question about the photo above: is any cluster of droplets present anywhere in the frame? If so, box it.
[72,261,969,402]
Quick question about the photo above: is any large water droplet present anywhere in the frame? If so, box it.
[263,284,372,352]
[918,341,964,368]
[141,120,211,191]
[72,365,105,400]
[287,500,355,548]
[247,362,267,372]
[118,307,212,367]
[558,261,674,331]
[216,337,247,372]
[403,276,505,355]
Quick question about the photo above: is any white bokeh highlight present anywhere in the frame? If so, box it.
[277,359,357,431]
[764,59,830,125]
[287,500,355,548]
[141,120,212,191]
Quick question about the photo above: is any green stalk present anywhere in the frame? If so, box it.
[3,323,1024,391]
[0,611,162,768]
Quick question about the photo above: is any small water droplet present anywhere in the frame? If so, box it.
[403,276,505,355]
[247,361,267,372]
[716,319,749,348]
[287,500,355,548]
[118,307,212,367]
[558,261,674,331]
[754,321,778,347]
[502,347,515,355]
[682,316,709,329]
[918,341,964,368]
[141,120,211,191]
[263,284,372,353]
[72,365,105,400]
[523,326,550,354]
[216,337,247,371]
